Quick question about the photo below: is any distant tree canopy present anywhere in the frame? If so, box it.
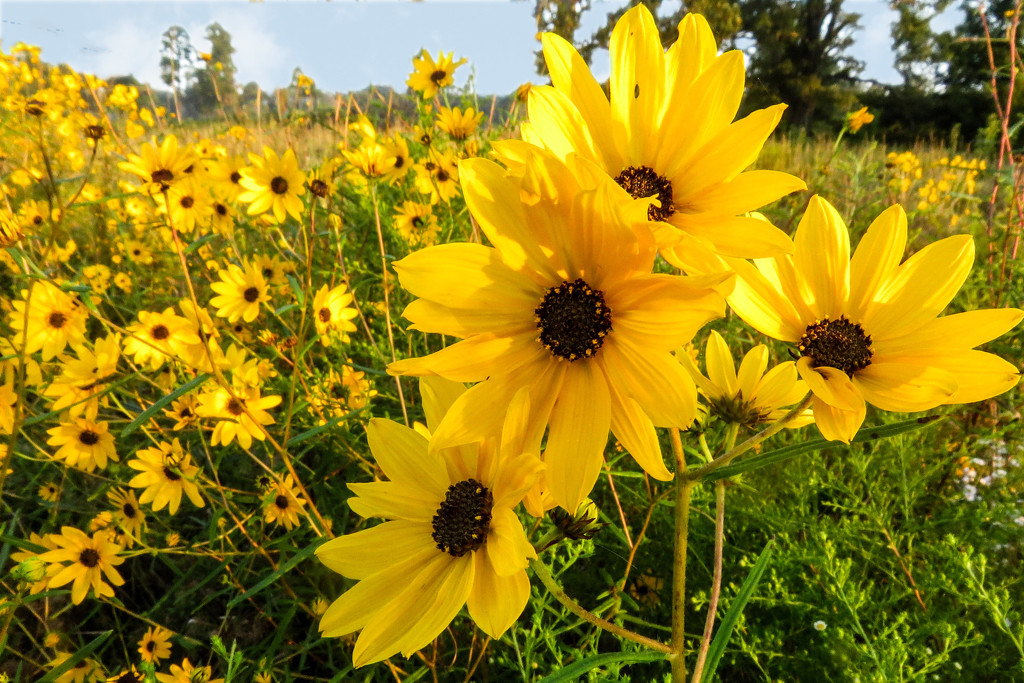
[187,22,240,117]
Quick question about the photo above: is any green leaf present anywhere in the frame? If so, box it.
[227,540,323,608]
[120,373,210,437]
[536,651,668,682]
[705,415,943,482]
[36,630,112,683]
[699,540,775,683]
[184,232,216,255]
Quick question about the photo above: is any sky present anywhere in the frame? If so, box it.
[0,0,963,96]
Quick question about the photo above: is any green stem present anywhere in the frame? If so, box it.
[670,427,693,681]
[529,556,672,655]
[681,394,813,484]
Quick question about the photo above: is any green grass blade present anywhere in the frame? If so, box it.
[36,630,112,683]
[227,540,323,608]
[699,540,776,683]
[536,650,668,682]
[120,373,210,437]
[285,407,368,447]
[705,415,943,482]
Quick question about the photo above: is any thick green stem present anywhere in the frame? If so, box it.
[670,427,693,681]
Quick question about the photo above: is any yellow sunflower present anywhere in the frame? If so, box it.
[393,200,439,247]
[713,196,1023,442]
[127,439,205,514]
[43,333,121,419]
[681,330,812,429]
[47,418,118,471]
[498,5,805,261]
[9,281,89,361]
[312,283,358,346]
[389,153,728,511]
[159,176,211,234]
[406,49,467,99]
[196,385,281,450]
[436,106,483,141]
[262,474,306,530]
[238,147,307,223]
[137,626,173,664]
[40,526,125,604]
[156,657,223,683]
[118,134,197,195]
[123,308,200,371]
[317,377,542,666]
[108,488,146,546]
[209,261,271,323]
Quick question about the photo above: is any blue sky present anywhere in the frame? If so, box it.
[1,0,961,95]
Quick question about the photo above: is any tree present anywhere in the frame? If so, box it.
[889,0,953,91]
[739,0,863,130]
[189,22,239,118]
[159,26,195,121]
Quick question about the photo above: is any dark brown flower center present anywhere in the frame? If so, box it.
[243,286,261,303]
[33,215,43,225]
[115,672,141,683]
[123,502,137,518]
[215,203,228,216]
[145,640,156,652]
[420,134,432,146]
[535,278,612,361]
[151,324,170,340]
[614,165,675,222]
[275,494,290,510]
[85,124,107,140]
[79,548,100,567]
[230,171,241,184]
[163,466,182,482]
[151,169,174,186]
[48,311,67,329]
[78,429,100,446]
[25,99,44,116]
[411,216,424,228]
[226,398,245,415]
[799,315,873,377]
[430,69,448,85]
[318,307,332,323]
[394,155,405,169]
[179,195,194,209]
[436,168,450,183]
[309,178,329,197]
[431,479,492,557]
[270,176,288,195]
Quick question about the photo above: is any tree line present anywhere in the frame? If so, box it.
[534,0,1024,145]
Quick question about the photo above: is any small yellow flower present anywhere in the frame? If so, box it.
[312,283,358,346]
[406,49,466,99]
[262,474,307,530]
[137,626,173,664]
[127,439,205,514]
[9,281,89,361]
[237,147,307,223]
[436,106,483,141]
[681,330,811,429]
[847,106,874,133]
[197,385,281,450]
[118,135,197,195]
[47,418,118,472]
[209,261,271,324]
[40,527,125,605]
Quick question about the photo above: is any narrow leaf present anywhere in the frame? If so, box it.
[706,415,943,482]
[37,631,112,683]
[699,540,775,683]
[536,651,668,682]
[120,373,210,437]
[227,540,323,607]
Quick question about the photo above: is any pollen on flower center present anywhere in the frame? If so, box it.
[270,176,289,195]
[79,548,100,567]
[431,478,493,557]
[799,315,873,376]
[614,165,675,222]
[318,307,332,323]
[535,278,612,361]
[243,287,261,303]
[78,430,100,446]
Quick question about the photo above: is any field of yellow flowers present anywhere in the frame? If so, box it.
[2,7,1023,682]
